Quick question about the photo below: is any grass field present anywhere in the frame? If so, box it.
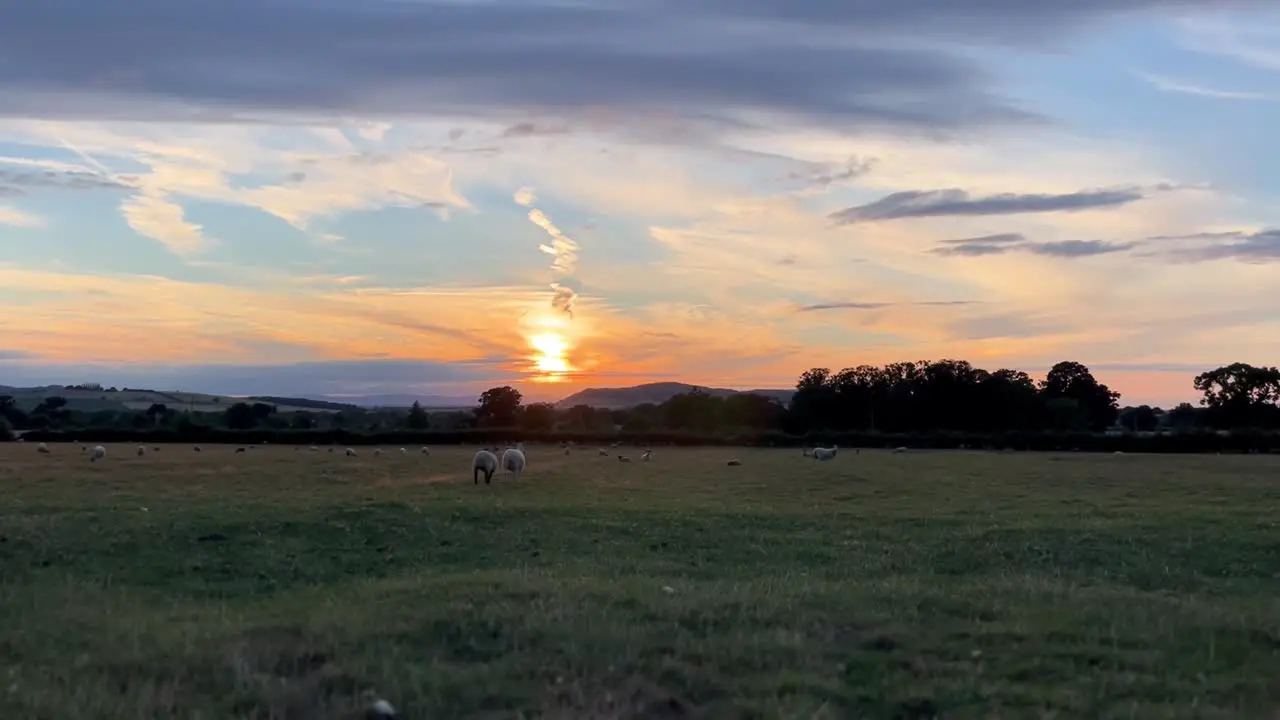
[1,444,1277,719]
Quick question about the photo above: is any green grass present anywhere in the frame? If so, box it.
[1,444,1277,718]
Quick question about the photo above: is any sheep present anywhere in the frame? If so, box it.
[89,445,107,462]
[420,446,431,455]
[36,442,50,454]
[802,448,812,457]
[892,446,907,454]
[812,446,838,461]
[152,446,160,452]
[618,455,631,463]
[641,450,652,462]
[563,446,572,455]
[309,445,319,452]
[345,448,357,457]
[400,447,407,455]
[235,447,246,454]
[598,448,610,456]
[726,458,742,466]
[472,449,498,484]
[136,445,147,457]
[502,447,526,481]
[374,448,383,456]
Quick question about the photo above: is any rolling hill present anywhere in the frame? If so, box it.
[0,385,362,413]
[554,382,793,410]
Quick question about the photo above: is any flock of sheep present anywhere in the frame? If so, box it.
[27,439,879,482]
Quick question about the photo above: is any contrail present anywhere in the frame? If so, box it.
[515,186,578,318]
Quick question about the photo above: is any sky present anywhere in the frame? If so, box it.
[0,0,1278,406]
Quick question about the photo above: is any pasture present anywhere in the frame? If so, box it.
[0,443,1277,718]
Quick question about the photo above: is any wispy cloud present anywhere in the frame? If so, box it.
[119,192,209,256]
[830,187,1147,223]
[796,300,977,312]
[0,205,45,228]
[515,186,580,318]
[1135,71,1272,101]
[931,233,1135,258]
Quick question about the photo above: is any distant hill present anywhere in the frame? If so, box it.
[306,393,478,409]
[554,382,793,410]
[0,385,361,413]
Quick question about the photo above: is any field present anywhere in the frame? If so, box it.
[1,444,1277,719]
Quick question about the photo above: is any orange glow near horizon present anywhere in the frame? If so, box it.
[529,330,572,382]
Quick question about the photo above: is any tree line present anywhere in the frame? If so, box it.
[7,360,1280,452]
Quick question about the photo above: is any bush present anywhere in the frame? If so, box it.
[0,416,11,442]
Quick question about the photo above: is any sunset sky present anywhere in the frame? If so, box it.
[0,0,1277,406]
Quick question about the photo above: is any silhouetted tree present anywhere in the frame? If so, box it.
[404,401,430,430]
[476,386,523,427]
[1194,363,1280,429]
[521,402,556,432]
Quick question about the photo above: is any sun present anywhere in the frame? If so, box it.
[529,331,571,378]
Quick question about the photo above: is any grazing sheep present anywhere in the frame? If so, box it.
[502,447,526,481]
[812,446,838,461]
[641,450,652,461]
[420,446,431,455]
[400,447,407,455]
[89,445,107,462]
[193,445,202,452]
[726,458,742,466]
[618,455,631,463]
[598,448,610,456]
[374,448,383,456]
[564,446,572,455]
[309,445,319,451]
[36,442,50,454]
[136,445,147,457]
[235,447,246,454]
[892,446,907,454]
[472,449,498,485]
[345,448,357,457]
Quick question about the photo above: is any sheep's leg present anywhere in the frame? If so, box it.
[474,468,480,485]
[485,469,493,484]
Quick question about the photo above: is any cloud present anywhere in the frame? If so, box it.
[931,233,1135,258]
[1135,71,1272,101]
[1024,239,1136,257]
[501,122,571,139]
[797,300,977,312]
[831,187,1147,223]
[787,156,875,187]
[1167,229,1280,263]
[11,0,1243,135]
[119,192,209,256]
[0,166,134,195]
[0,205,45,228]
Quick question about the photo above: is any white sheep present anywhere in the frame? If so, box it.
[136,445,147,457]
[563,446,571,455]
[598,448,610,456]
[502,447,526,481]
[36,442,50,454]
[726,458,741,466]
[193,445,202,452]
[641,450,652,462]
[345,448,357,457]
[618,455,631,463]
[812,446,838,461]
[472,449,498,484]
[420,446,431,455]
[89,445,107,462]
[892,446,907,454]
[309,445,319,451]
[374,448,383,456]
[400,447,407,455]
